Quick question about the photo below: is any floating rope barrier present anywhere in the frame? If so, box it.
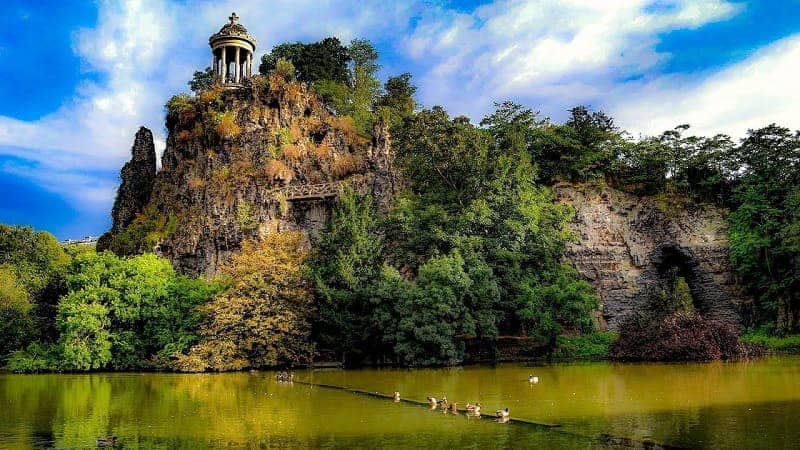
[290,379,686,450]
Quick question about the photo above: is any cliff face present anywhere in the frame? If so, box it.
[103,77,397,276]
[556,183,745,330]
[108,127,157,233]
[101,79,745,326]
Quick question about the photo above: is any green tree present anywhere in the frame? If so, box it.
[259,38,350,84]
[392,252,473,365]
[184,232,314,370]
[728,125,800,330]
[376,72,417,127]
[57,288,113,370]
[516,266,598,349]
[0,225,69,350]
[51,250,221,371]
[348,39,380,134]
[309,187,384,364]
[0,267,34,357]
[189,66,214,93]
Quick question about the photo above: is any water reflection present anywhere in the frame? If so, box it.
[0,356,798,449]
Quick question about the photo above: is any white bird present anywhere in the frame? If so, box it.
[496,408,510,419]
[529,374,539,384]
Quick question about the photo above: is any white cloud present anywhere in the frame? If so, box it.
[2,0,800,236]
[608,34,800,137]
[0,0,420,218]
[404,0,741,120]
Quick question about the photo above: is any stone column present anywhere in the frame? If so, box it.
[212,52,217,82]
[235,47,241,83]
[221,46,227,83]
[247,52,252,78]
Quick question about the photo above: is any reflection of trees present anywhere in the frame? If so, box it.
[0,373,311,448]
[2,360,800,448]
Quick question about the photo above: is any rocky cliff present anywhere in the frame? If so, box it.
[99,77,745,327]
[99,75,397,276]
[107,127,157,234]
[556,183,745,330]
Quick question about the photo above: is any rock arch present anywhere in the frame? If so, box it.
[557,184,746,330]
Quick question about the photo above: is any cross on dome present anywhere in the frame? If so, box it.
[229,12,239,24]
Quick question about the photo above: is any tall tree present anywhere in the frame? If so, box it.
[348,39,380,134]
[184,232,314,370]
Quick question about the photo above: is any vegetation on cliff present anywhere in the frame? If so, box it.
[3,33,800,371]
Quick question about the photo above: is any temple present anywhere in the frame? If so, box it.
[209,13,257,87]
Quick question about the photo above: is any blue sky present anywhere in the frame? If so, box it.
[1,0,799,239]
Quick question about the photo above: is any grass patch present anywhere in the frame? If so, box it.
[742,329,800,353]
[552,331,617,360]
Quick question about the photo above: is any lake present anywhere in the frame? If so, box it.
[1,356,799,449]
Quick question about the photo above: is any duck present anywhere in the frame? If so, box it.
[393,391,401,402]
[427,396,438,408]
[465,402,481,415]
[438,396,448,409]
[96,436,118,447]
[449,401,459,414]
[496,408,510,419]
[529,374,539,384]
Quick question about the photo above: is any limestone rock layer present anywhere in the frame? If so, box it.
[557,183,744,330]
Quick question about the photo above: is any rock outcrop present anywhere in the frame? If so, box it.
[102,77,397,276]
[556,183,745,330]
[108,127,157,233]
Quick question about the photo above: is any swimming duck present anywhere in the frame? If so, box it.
[466,402,481,415]
[438,396,448,409]
[449,401,459,414]
[427,396,438,408]
[529,374,539,384]
[96,436,117,447]
[496,408,510,419]
[393,391,400,402]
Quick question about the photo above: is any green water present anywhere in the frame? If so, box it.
[1,357,799,449]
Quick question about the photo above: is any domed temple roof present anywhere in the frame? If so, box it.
[209,13,256,47]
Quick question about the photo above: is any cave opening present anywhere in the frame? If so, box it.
[653,244,703,315]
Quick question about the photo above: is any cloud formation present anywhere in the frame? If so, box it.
[405,0,741,119]
[1,0,799,235]
[0,0,420,215]
[608,33,800,137]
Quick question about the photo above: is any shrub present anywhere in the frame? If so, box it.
[282,143,303,161]
[552,332,617,360]
[236,201,257,231]
[611,311,746,361]
[313,141,332,159]
[275,57,296,80]
[214,111,241,140]
[188,177,205,190]
[198,85,224,106]
[326,116,360,143]
[165,94,196,126]
[289,122,303,141]
[331,153,362,178]
[6,343,59,373]
[265,160,293,185]
[176,129,194,142]
[275,127,292,146]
